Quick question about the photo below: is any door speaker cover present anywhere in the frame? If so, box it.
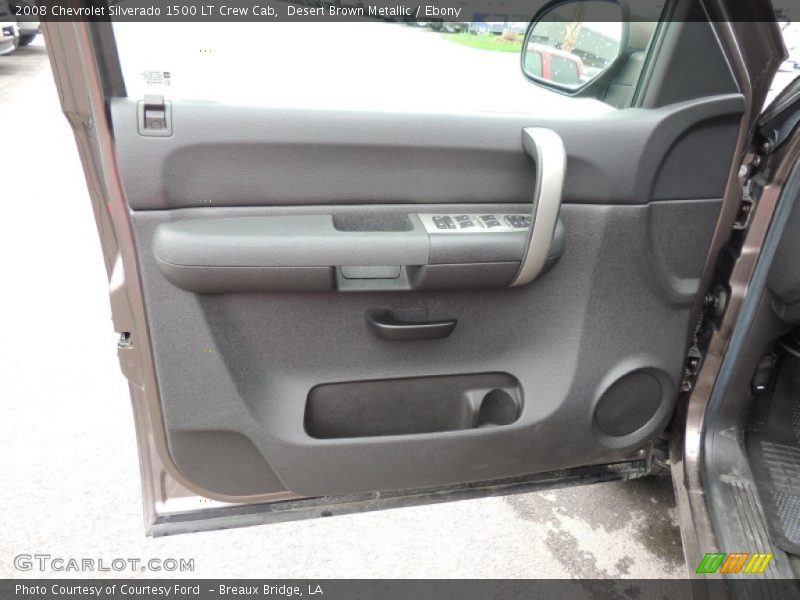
[594,371,663,437]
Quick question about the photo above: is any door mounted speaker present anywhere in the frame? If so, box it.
[594,370,664,437]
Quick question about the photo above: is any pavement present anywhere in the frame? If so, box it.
[0,30,686,580]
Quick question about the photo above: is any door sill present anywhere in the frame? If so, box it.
[152,455,656,537]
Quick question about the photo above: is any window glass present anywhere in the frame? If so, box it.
[549,55,581,85]
[524,50,544,78]
[111,14,658,114]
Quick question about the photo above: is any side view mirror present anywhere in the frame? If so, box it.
[521,0,628,92]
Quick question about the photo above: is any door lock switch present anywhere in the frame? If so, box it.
[137,95,173,137]
[506,215,531,228]
[144,97,167,130]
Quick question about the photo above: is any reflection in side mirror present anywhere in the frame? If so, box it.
[522,0,625,90]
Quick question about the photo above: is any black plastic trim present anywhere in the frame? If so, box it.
[365,312,457,341]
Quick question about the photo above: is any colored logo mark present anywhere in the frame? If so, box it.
[696,552,773,574]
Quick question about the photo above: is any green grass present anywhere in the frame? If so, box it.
[443,31,523,53]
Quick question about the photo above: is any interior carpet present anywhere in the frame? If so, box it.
[747,343,800,555]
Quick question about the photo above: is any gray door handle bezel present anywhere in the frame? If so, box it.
[510,127,567,287]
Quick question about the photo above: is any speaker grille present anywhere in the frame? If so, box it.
[594,372,662,437]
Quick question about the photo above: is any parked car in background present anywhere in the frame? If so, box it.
[442,22,470,33]
[0,21,17,55]
[466,19,528,35]
[0,0,18,56]
[12,0,39,46]
[523,42,585,85]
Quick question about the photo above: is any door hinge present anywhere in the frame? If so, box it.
[681,344,703,393]
[704,284,729,321]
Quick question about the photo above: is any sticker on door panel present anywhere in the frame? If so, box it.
[140,70,172,87]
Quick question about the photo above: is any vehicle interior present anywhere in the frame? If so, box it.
[125,22,742,492]
[701,102,800,580]
[44,2,800,571]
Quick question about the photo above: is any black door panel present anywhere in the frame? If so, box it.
[38,0,785,537]
[131,196,720,497]
[105,77,741,497]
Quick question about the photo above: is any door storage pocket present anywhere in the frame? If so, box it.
[305,372,522,439]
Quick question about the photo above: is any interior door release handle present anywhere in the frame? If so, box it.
[511,127,567,287]
[366,312,457,341]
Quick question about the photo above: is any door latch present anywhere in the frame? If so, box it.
[137,95,172,137]
[733,154,762,231]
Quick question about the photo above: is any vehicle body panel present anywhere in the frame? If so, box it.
[39,2,786,560]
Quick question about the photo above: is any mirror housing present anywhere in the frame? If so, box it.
[521,0,629,93]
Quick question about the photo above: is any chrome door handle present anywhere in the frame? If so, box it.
[510,127,567,287]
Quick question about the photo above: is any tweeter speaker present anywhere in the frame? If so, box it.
[594,371,663,437]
